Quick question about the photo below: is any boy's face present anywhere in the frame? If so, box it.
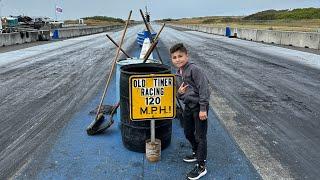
[171,50,189,68]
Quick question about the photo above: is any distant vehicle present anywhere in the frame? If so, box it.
[49,21,63,29]
[17,16,33,24]
[33,18,47,29]
[6,17,19,27]
[0,17,19,33]
[33,17,55,30]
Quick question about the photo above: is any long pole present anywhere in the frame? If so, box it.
[0,0,2,33]
[54,3,57,21]
[94,10,132,120]
[151,120,155,143]
[139,9,163,63]
[106,34,131,58]
[143,23,165,63]
[0,0,2,17]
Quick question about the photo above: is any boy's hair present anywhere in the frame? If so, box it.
[170,43,188,54]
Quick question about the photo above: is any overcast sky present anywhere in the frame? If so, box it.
[1,0,319,20]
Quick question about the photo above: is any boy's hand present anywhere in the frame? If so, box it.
[178,82,188,94]
[199,111,207,120]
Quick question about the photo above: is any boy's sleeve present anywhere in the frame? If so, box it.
[192,66,210,112]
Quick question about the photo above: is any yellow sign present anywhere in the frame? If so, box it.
[129,74,176,121]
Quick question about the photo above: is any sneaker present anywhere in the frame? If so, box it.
[187,164,207,180]
[183,152,197,162]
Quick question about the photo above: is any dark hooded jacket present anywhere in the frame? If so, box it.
[175,62,210,111]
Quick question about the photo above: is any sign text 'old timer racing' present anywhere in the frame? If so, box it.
[129,74,176,121]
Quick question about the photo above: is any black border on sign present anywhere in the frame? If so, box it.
[129,74,176,121]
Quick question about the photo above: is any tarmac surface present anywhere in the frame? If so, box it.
[0,24,319,179]
[0,26,138,179]
[160,26,320,179]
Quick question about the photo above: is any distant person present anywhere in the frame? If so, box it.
[170,43,210,180]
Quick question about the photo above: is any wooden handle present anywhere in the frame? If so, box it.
[139,9,163,63]
[106,34,131,58]
[95,10,132,120]
[143,23,165,63]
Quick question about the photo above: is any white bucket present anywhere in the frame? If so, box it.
[145,138,161,162]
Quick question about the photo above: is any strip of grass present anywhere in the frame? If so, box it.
[64,16,126,26]
[244,8,320,20]
[161,8,320,32]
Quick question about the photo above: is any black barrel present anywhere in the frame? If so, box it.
[120,63,172,153]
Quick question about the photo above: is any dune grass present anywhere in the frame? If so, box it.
[163,8,320,32]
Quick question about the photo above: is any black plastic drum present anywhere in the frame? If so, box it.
[120,63,172,152]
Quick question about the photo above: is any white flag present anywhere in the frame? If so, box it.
[56,6,63,13]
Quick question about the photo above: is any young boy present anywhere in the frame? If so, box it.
[170,43,210,180]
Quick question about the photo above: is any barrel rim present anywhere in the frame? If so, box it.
[120,63,171,75]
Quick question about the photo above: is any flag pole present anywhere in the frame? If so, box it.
[54,3,57,21]
[0,0,3,33]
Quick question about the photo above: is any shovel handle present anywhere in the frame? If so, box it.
[106,34,131,58]
[95,10,132,120]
